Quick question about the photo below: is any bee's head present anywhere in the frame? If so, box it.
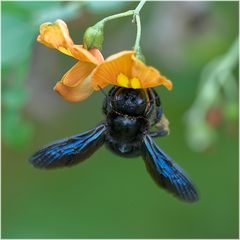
[111,88,148,116]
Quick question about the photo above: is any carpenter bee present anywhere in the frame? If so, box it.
[30,87,199,202]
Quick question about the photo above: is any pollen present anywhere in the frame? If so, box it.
[58,47,73,57]
[117,73,130,88]
[117,73,142,89]
[130,77,141,89]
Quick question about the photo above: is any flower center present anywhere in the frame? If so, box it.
[117,73,141,89]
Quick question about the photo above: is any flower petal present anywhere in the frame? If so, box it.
[37,20,104,65]
[92,50,172,91]
[91,51,134,90]
[89,48,104,64]
[37,19,73,53]
[70,45,104,64]
[132,56,173,90]
[54,75,94,102]
[60,61,95,87]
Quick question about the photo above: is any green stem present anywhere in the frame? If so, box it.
[135,0,147,15]
[133,0,147,52]
[93,0,147,56]
[133,14,141,51]
[98,0,147,24]
[99,10,134,24]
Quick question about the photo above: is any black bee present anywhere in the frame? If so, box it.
[30,87,199,202]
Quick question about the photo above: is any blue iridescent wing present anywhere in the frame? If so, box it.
[142,135,199,202]
[30,123,107,169]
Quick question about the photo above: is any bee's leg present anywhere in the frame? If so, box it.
[149,89,170,138]
[150,88,163,125]
[154,105,163,125]
[152,88,161,107]
[150,114,170,138]
[102,97,108,115]
[149,129,168,138]
[146,89,169,138]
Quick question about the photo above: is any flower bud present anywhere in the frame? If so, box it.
[83,22,104,50]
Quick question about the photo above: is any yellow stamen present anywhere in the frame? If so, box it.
[58,47,73,57]
[130,77,141,89]
[116,73,141,89]
[117,73,129,88]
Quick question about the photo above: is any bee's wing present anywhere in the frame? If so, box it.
[29,123,107,169]
[142,135,199,202]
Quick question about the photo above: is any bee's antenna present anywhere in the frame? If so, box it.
[97,85,119,103]
[97,85,108,97]
[97,85,119,104]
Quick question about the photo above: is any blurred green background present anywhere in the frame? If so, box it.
[2,1,239,238]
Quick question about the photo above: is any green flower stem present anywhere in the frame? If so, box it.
[89,0,147,57]
[133,0,147,60]
[134,0,147,15]
[98,0,147,47]
[98,10,134,24]
[98,0,147,24]
[133,14,141,52]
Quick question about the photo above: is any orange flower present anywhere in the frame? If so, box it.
[37,20,172,102]
[37,19,104,102]
[92,51,172,91]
